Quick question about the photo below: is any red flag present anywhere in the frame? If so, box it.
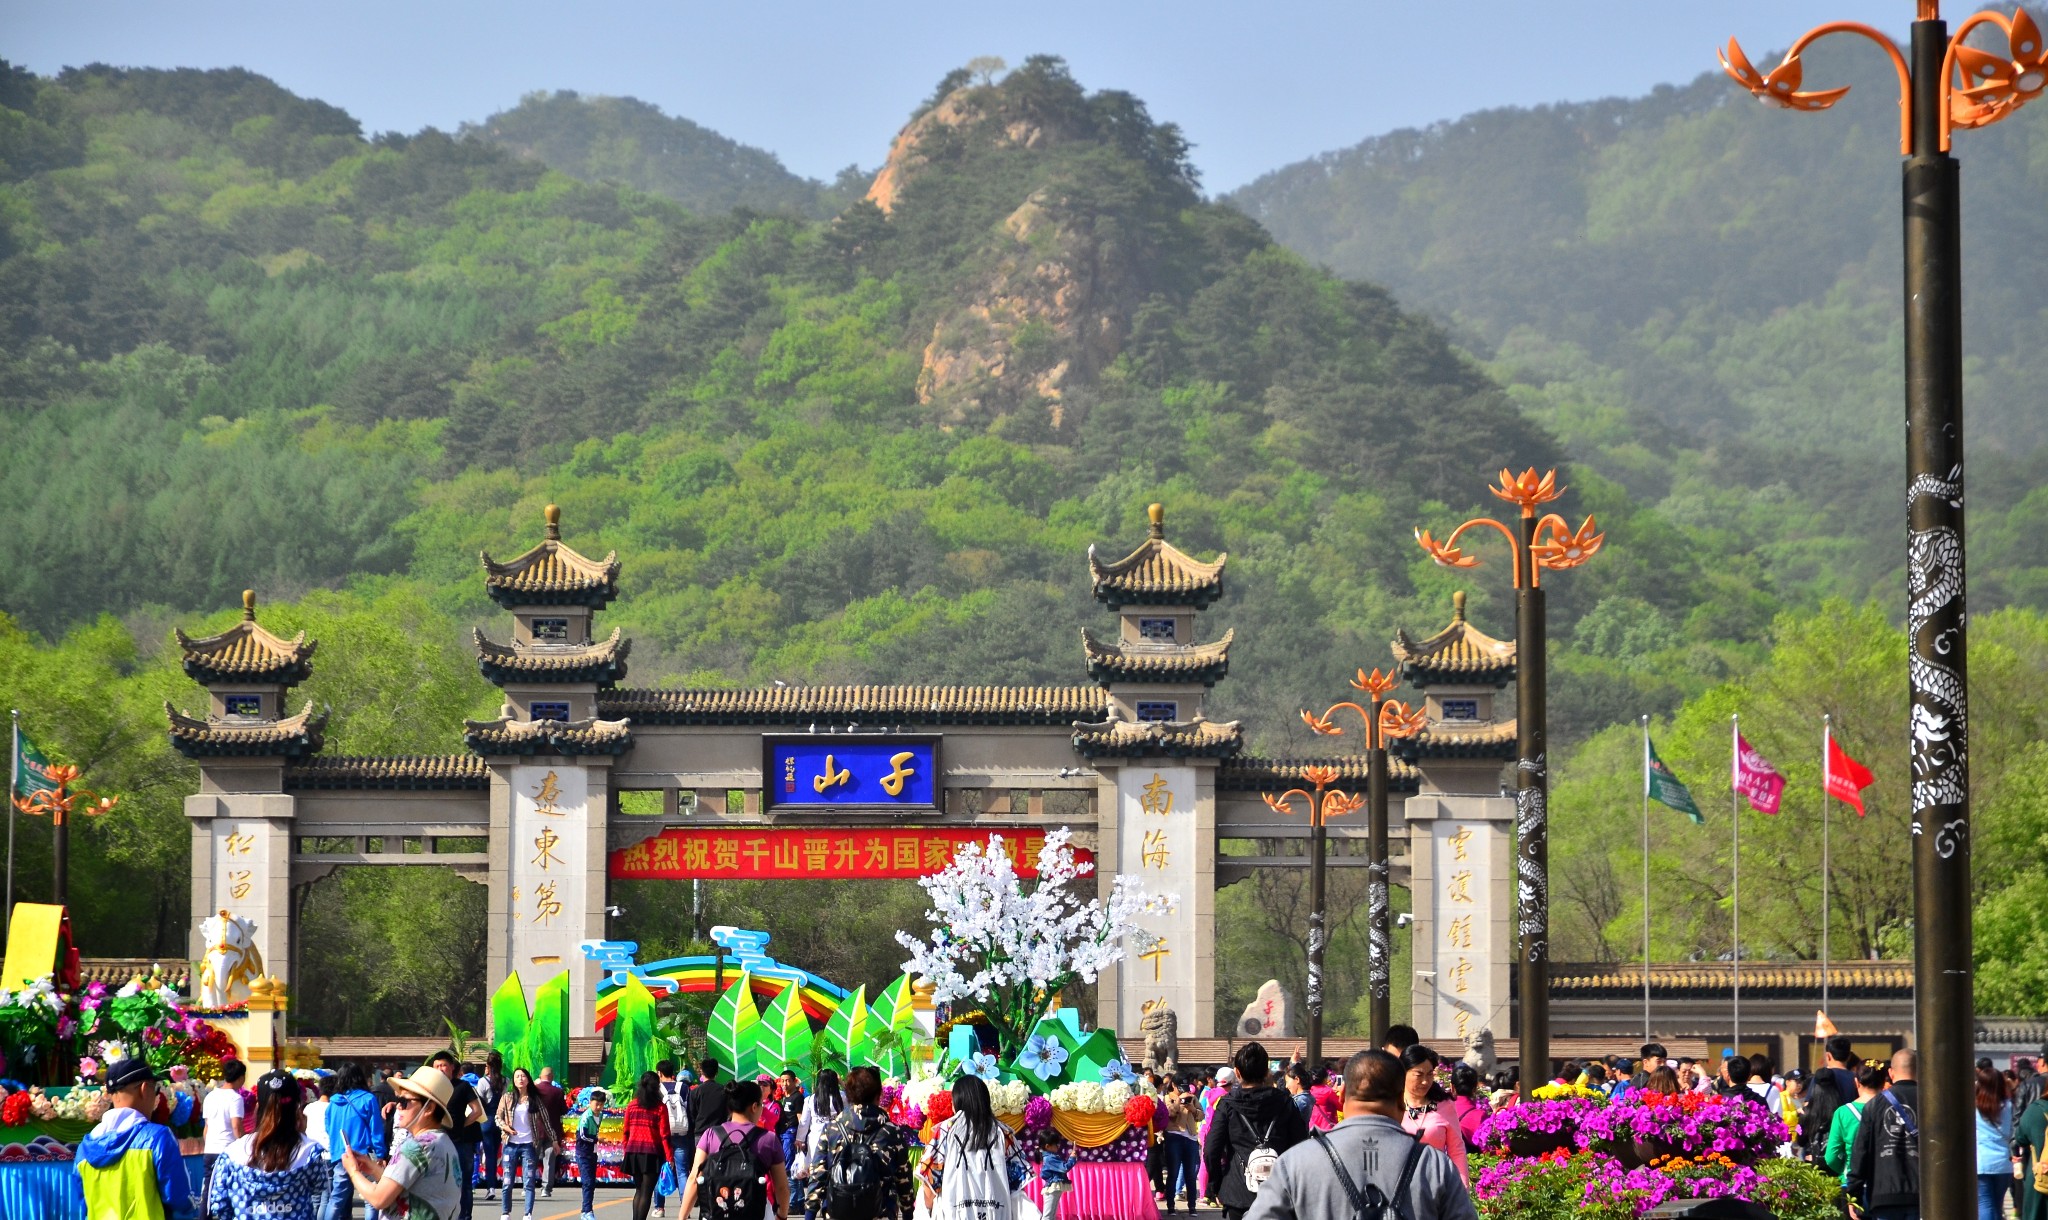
[1734,733,1785,814]
[1826,735,1875,815]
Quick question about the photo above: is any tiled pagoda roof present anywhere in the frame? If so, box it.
[1391,719,1518,761]
[597,685,1108,727]
[1080,628,1233,686]
[480,505,620,609]
[1391,591,1515,687]
[463,716,635,757]
[1217,754,1421,795]
[174,592,316,686]
[166,700,327,759]
[1087,504,1226,609]
[1070,716,1243,759]
[474,627,631,686]
[285,754,490,791]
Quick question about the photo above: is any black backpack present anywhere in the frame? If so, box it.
[1313,1131,1425,1220]
[828,1109,892,1220]
[701,1125,769,1220]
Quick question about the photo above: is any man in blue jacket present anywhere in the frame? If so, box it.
[324,1062,390,1220]
[77,1057,197,1220]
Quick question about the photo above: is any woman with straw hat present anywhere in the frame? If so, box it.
[342,1064,464,1220]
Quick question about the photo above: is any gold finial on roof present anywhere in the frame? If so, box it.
[1147,502,1164,539]
[544,503,562,541]
[242,590,256,621]
[1452,590,1466,623]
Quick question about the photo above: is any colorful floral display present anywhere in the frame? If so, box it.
[1472,1148,1841,1220]
[1575,1091,1788,1162]
[0,974,224,1086]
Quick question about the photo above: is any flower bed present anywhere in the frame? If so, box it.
[1575,1091,1788,1165]
[1473,1150,1841,1220]
[1473,1098,1599,1158]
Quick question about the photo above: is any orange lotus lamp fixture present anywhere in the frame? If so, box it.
[13,762,118,908]
[1413,468,1603,589]
[1413,466,1603,1097]
[1718,7,2003,1216]
[1720,6,2044,152]
[1298,665,1428,1047]
[1260,763,1363,1067]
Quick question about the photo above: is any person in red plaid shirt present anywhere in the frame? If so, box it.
[622,1073,673,1220]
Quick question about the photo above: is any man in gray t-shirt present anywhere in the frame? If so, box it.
[1243,1050,1477,1220]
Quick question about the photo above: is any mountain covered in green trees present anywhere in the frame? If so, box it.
[1,55,2044,1031]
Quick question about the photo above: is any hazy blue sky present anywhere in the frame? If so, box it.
[10,1,1913,191]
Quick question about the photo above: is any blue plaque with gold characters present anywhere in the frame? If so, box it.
[762,736,941,812]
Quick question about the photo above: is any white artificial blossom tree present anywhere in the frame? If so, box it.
[896,827,1175,1059]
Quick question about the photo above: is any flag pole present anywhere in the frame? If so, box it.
[1642,714,1652,1043]
[1731,712,1740,1053]
[1822,714,1832,1020]
[6,708,16,925]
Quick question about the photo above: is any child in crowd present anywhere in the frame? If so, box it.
[1039,1133,1076,1220]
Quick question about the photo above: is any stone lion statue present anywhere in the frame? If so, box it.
[1461,1026,1497,1076]
[198,909,263,1009]
[1139,998,1179,1078]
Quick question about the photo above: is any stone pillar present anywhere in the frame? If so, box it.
[185,792,295,987]
[489,760,610,1038]
[1104,762,1212,1038]
[1405,792,1515,1043]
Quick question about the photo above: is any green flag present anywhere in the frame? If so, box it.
[1646,736,1705,824]
[13,725,59,803]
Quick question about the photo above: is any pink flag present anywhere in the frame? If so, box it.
[1735,734,1786,814]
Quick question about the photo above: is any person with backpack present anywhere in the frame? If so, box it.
[1827,1062,1887,1195]
[676,1079,790,1220]
[478,1052,506,1205]
[657,1061,692,1220]
[572,1087,608,1220]
[818,1067,913,1220]
[1804,1045,1854,1167]
[1847,1049,1921,1220]
[918,1075,1025,1220]
[1243,1049,1477,1220]
[1203,1042,1310,1220]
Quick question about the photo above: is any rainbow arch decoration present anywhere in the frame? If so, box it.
[582,927,846,1032]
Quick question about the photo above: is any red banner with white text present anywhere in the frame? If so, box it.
[608,827,1089,881]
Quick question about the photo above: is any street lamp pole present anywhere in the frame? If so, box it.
[1713,8,2044,1214]
[1303,672,1426,1050]
[1264,768,1365,1068]
[1513,499,1548,1088]
[1416,468,1603,1095]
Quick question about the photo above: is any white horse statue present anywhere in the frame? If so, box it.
[197,910,263,1008]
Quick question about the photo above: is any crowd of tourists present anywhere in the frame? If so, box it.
[68,1031,2048,1220]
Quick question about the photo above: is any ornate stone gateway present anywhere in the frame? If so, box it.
[171,504,1518,1041]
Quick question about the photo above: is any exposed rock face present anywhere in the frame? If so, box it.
[914,189,1130,428]
[1236,979,1291,1038]
[866,85,1138,430]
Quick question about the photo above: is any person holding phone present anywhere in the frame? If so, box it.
[343,1066,464,1220]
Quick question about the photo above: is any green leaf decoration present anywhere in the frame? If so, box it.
[1009,1015,1087,1094]
[708,971,762,1080]
[819,983,870,1072]
[1063,1028,1125,1090]
[607,974,662,1095]
[525,971,570,1081]
[491,972,531,1074]
[754,981,815,1076]
[872,973,918,1034]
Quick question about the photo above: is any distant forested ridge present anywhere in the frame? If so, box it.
[461,90,856,218]
[1228,37,2048,613]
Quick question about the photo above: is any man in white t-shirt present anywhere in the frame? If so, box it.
[305,1075,335,1149]
[201,1059,249,1212]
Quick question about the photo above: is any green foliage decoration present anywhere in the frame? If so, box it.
[706,971,761,1080]
[606,975,663,1095]
[753,981,818,1077]
[527,972,570,1081]
[490,973,531,1075]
